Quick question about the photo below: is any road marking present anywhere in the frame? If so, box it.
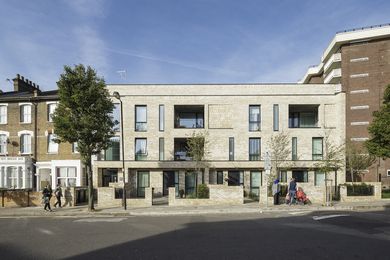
[289,211,310,215]
[313,214,349,221]
[37,228,54,235]
[73,218,127,223]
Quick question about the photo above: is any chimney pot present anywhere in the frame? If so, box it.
[32,83,36,87]
[21,76,24,81]
[17,74,20,79]
[37,85,40,89]
[25,78,29,83]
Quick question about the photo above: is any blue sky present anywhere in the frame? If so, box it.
[1,0,390,92]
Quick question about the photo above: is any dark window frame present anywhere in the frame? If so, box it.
[135,105,147,132]
[249,105,261,131]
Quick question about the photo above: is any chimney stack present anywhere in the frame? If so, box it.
[12,74,42,94]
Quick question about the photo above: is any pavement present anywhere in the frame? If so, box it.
[1,199,390,217]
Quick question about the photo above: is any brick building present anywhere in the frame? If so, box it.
[0,74,83,190]
[300,24,390,186]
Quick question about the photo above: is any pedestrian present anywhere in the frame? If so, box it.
[288,177,297,205]
[42,185,53,212]
[54,185,63,208]
[272,178,280,205]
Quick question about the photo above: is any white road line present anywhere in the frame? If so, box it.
[289,211,310,215]
[37,228,54,235]
[73,218,127,223]
[313,214,349,221]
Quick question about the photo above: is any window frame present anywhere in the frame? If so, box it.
[20,134,32,154]
[20,104,32,124]
[273,104,279,131]
[292,137,298,161]
[47,133,59,154]
[312,137,324,160]
[249,138,261,161]
[249,105,261,131]
[56,167,77,187]
[135,138,147,161]
[135,105,147,132]
[159,137,164,161]
[0,105,7,124]
[104,136,120,161]
[229,137,234,161]
[47,103,58,122]
[159,105,165,131]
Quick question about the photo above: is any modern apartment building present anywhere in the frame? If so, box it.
[300,23,390,185]
[93,83,345,201]
[0,75,83,190]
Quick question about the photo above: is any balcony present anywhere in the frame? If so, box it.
[323,53,341,73]
[289,105,319,128]
[324,68,342,84]
[174,105,204,129]
[174,138,192,161]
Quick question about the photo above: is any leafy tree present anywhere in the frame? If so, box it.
[186,131,209,187]
[267,132,293,182]
[366,84,390,159]
[52,64,115,211]
[345,141,376,182]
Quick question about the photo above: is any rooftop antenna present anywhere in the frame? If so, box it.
[116,70,127,80]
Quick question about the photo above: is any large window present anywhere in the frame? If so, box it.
[273,104,279,131]
[101,168,118,187]
[135,105,147,131]
[47,103,57,122]
[312,137,323,160]
[249,105,261,131]
[47,133,59,153]
[135,138,147,160]
[217,171,224,184]
[289,105,319,128]
[292,170,308,183]
[292,137,298,160]
[7,167,20,188]
[185,172,197,195]
[20,134,31,154]
[159,105,165,131]
[137,171,150,197]
[279,170,287,183]
[174,105,204,129]
[0,105,7,124]
[20,104,32,123]
[229,137,234,161]
[0,134,7,154]
[228,171,243,186]
[57,167,77,187]
[105,137,120,161]
[250,171,261,200]
[249,138,261,161]
[110,104,121,132]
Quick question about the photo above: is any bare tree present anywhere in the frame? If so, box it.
[267,131,292,182]
[345,141,376,183]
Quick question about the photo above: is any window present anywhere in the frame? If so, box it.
[185,172,197,195]
[279,170,287,183]
[159,137,164,161]
[0,105,7,124]
[105,137,120,161]
[312,137,323,160]
[315,171,325,186]
[110,104,121,132]
[101,168,118,187]
[47,133,59,153]
[249,105,261,131]
[57,167,77,187]
[174,105,204,129]
[0,134,7,154]
[20,134,31,154]
[217,171,224,184]
[72,142,79,153]
[159,105,164,131]
[229,137,234,161]
[250,171,261,200]
[137,171,150,197]
[20,104,32,123]
[47,103,57,122]
[273,104,279,131]
[289,105,319,128]
[292,170,308,183]
[249,138,261,161]
[292,137,297,160]
[7,167,20,188]
[228,171,243,186]
[135,138,147,160]
[135,105,147,131]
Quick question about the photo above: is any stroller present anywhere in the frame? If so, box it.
[296,187,311,205]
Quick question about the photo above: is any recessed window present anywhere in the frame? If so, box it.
[174,105,204,129]
[387,170,390,177]
[249,138,261,161]
[292,170,308,183]
[47,133,59,153]
[159,137,164,161]
[20,104,32,123]
[289,105,319,128]
[315,171,325,186]
[159,105,165,131]
[135,138,147,161]
[217,171,224,185]
[0,105,7,124]
[0,134,7,154]
[273,104,279,131]
[47,103,57,122]
[249,105,261,131]
[312,137,323,160]
[20,134,32,154]
[135,105,147,131]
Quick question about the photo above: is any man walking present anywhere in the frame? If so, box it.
[42,185,53,212]
[288,177,297,205]
[54,185,63,208]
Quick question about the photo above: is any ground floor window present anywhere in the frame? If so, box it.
[217,171,223,184]
[7,167,19,188]
[279,170,287,183]
[57,167,77,187]
[228,171,243,186]
[315,171,325,186]
[292,170,308,183]
[137,171,149,197]
[185,172,197,195]
[250,171,261,200]
[101,168,118,187]
[163,171,178,196]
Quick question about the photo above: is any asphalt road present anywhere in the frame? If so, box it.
[0,210,389,259]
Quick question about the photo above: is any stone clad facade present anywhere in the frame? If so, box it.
[93,83,345,204]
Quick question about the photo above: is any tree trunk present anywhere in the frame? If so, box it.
[86,156,94,211]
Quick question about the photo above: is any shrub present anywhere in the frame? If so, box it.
[197,184,209,199]
[346,183,374,196]
[382,189,390,199]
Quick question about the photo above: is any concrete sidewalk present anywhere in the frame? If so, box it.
[1,199,390,218]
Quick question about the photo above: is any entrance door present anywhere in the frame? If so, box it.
[185,172,197,195]
[163,171,176,196]
[137,171,150,197]
[250,171,261,200]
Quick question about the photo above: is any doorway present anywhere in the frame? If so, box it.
[163,171,178,196]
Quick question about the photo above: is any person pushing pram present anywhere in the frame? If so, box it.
[296,187,311,205]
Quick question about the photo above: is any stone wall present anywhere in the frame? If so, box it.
[168,185,243,206]
[340,182,382,202]
[97,186,152,208]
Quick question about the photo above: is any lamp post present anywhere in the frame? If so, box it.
[113,91,126,210]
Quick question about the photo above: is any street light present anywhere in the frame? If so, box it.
[113,91,127,210]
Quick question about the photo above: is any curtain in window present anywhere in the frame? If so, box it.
[21,105,31,123]
[249,106,260,131]
[0,134,7,154]
[249,138,260,160]
[0,106,6,124]
[21,134,31,153]
[48,134,59,153]
[300,112,317,127]
[136,106,147,122]
[135,139,147,154]
[312,138,323,160]
[315,171,325,186]
[137,171,149,197]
